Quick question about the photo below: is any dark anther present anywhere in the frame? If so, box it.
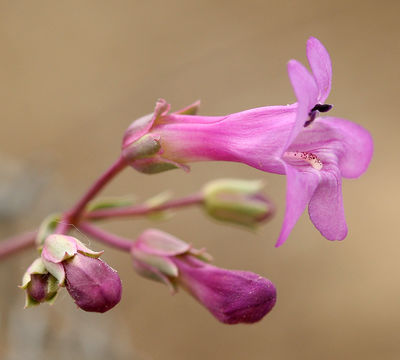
[311,103,333,113]
[305,103,333,127]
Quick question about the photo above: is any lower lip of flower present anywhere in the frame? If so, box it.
[283,151,323,170]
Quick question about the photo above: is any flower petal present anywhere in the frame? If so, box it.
[276,163,320,247]
[323,117,373,178]
[306,37,332,103]
[156,105,296,174]
[308,164,348,240]
[285,60,319,152]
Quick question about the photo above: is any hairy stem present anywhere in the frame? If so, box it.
[86,193,204,220]
[56,156,127,234]
[78,222,132,251]
[0,231,37,260]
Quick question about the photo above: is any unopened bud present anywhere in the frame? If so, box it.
[63,253,122,313]
[131,229,276,324]
[41,234,122,313]
[21,258,59,308]
[203,179,274,227]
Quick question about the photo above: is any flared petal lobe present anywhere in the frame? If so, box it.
[306,37,332,103]
[308,163,347,240]
[276,164,320,247]
[322,117,373,179]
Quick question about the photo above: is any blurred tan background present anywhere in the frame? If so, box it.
[0,0,398,359]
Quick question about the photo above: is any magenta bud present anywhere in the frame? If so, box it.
[41,235,122,313]
[63,253,122,313]
[173,256,276,324]
[131,229,276,324]
[26,274,58,304]
[21,258,59,308]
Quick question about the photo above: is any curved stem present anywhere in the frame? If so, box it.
[86,193,204,220]
[0,231,37,260]
[56,156,127,234]
[78,222,132,251]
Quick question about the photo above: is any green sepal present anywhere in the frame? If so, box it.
[87,196,135,212]
[122,134,161,161]
[43,235,77,262]
[21,258,47,289]
[24,294,40,308]
[75,239,104,258]
[42,259,65,285]
[36,213,62,248]
[133,250,178,278]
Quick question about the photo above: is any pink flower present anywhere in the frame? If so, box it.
[122,38,373,246]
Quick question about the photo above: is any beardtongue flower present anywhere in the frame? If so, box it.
[131,229,276,324]
[41,234,122,313]
[122,37,373,246]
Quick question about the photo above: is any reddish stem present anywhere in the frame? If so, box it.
[0,193,204,259]
[56,156,127,234]
[78,222,132,251]
[86,193,204,220]
[0,231,37,260]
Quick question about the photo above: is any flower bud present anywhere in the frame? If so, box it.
[63,253,122,313]
[41,234,122,313]
[203,179,275,227]
[131,229,276,324]
[20,258,59,307]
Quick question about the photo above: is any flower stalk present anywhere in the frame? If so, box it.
[55,156,127,234]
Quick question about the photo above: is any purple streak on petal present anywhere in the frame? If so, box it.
[322,117,374,179]
[285,60,319,152]
[308,164,348,240]
[63,253,122,313]
[306,37,332,103]
[276,164,320,247]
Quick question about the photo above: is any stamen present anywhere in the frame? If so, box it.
[312,103,333,113]
[284,151,323,170]
[305,103,333,127]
